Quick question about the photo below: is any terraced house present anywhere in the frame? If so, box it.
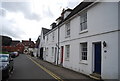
[38,0,120,80]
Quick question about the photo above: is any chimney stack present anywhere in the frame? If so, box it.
[29,38,31,41]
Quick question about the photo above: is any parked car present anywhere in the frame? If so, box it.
[10,52,19,58]
[0,54,14,79]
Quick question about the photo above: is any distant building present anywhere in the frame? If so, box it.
[38,27,50,60]
[33,36,40,57]
[22,38,35,54]
[2,40,24,53]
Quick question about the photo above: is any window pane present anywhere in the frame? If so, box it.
[80,12,87,31]
[80,43,87,60]
[66,45,70,59]
[84,22,87,29]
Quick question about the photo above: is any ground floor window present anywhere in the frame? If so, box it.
[80,42,87,60]
[52,47,54,56]
[46,47,48,56]
[65,45,70,60]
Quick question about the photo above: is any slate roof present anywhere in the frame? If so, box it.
[35,37,40,48]
[61,8,73,15]
[42,28,50,35]
[22,40,35,48]
[10,40,20,46]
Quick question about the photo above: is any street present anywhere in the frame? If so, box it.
[5,54,94,81]
[8,54,57,80]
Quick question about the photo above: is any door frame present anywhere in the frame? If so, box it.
[40,47,43,60]
[92,42,102,74]
[54,47,57,63]
[61,46,64,65]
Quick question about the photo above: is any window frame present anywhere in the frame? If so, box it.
[65,21,70,38]
[46,35,48,42]
[46,47,48,56]
[52,32,55,41]
[80,42,88,64]
[65,45,70,60]
[52,47,54,57]
[80,12,87,31]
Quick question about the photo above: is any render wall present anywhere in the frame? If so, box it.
[59,2,119,79]
[44,28,58,64]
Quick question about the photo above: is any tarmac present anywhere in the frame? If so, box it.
[30,55,96,81]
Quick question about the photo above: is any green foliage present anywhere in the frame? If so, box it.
[0,51,10,54]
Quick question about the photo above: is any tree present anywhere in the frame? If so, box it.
[0,35,12,46]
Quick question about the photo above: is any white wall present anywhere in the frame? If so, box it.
[59,2,119,79]
[44,28,58,64]
[118,1,120,80]
[33,48,38,57]
[41,2,119,79]
[38,30,45,57]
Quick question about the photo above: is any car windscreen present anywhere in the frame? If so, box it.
[0,55,9,62]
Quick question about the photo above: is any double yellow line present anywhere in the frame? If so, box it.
[27,55,63,81]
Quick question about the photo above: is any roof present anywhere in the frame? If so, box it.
[22,40,35,48]
[35,37,40,48]
[61,8,73,15]
[59,2,93,25]
[10,40,20,46]
[16,42,24,46]
[42,28,50,35]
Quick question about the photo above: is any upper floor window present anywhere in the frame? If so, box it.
[52,32,54,41]
[65,21,70,37]
[80,12,87,31]
[47,35,48,41]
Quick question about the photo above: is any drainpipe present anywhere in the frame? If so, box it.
[57,25,60,65]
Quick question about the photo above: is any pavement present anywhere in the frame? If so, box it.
[30,55,96,81]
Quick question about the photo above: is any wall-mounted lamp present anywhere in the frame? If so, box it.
[56,44,58,47]
[103,41,107,48]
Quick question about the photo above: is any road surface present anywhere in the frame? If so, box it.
[8,54,57,80]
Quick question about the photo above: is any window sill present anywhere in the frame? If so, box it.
[65,36,70,38]
[79,60,88,65]
[79,29,88,34]
[65,58,69,61]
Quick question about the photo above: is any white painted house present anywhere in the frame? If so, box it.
[38,28,50,59]
[44,23,58,64]
[40,1,120,80]
[33,36,40,57]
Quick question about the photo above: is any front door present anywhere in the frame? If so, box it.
[94,42,101,74]
[40,47,43,60]
[61,46,64,64]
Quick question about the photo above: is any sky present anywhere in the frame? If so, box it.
[0,0,82,42]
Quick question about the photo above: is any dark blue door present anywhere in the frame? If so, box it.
[94,43,101,74]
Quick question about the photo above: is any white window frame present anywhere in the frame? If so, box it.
[65,21,70,38]
[46,47,48,56]
[47,35,48,41]
[80,42,88,64]
[65,45,70,60]
[80,12,87,31]
[52,47,54,56]
[52,32,54,41]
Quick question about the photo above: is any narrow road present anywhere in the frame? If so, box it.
[8,54,56,80]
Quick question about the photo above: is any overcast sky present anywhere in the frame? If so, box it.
[0,0,82,42]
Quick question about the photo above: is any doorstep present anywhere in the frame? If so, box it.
[89,73,102,80]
